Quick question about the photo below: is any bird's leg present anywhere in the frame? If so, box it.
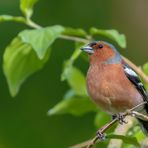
[116,113,128,124]
[112,114,117,120]
[96,129,106,140]
[96,118,119,140]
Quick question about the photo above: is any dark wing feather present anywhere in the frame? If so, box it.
[122,63,148,112]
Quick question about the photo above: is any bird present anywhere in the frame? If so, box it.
[81,41,148,136]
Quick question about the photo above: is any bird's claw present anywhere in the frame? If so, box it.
[96,130,106,140]
[117,113,128,124]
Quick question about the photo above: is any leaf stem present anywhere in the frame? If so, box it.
[0,15,26,23]
[25,19,42,29]
[59,35,89,43]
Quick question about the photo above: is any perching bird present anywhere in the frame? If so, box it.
[81,41,148,135]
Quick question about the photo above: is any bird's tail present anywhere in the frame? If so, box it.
[138,119,148,136]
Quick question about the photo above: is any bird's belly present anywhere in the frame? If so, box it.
[87,81,143,114]
[86,64,144,114]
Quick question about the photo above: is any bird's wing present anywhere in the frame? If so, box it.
[122,63,148,109]
[123,63,148,134]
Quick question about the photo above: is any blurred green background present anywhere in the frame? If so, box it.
[0,0,148,147]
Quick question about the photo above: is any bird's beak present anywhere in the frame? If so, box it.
[81,45,94,54]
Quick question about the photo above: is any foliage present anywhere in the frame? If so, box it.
[90,27,126,48]
[143,63,148,90]
[0,0,148,147]
[48,90,98,116]
[106,134,140,147]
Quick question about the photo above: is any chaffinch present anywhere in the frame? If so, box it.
[81,41,148,135]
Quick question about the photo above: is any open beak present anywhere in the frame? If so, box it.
[81,45,94,54]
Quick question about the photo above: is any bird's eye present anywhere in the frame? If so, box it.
[98,44,103,49]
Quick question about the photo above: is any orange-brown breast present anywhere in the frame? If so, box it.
[86,63,143,114]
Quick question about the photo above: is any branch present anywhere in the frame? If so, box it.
[71,101,147,148]
[131,111,148,121]
[59,35,89,43]
[26,19,42,29]
[24,19,148,84]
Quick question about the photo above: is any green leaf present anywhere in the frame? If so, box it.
[61,43,87,96]
[3,37,50,97]
[0,15,25,23]
[90,27,126,48]
[48,90,98,116]
[61,42,85,81]
[122,144,134,148]
[61,64,87,96]
[61,43,86,95]
[61,47,82,81]
[143,63,148,75]
[63,27,87,37]
[3,25,64,96]
[19,25,64,59]
[134,130,145,142]
[107,134,140,147]
[143,63,148,90]
[20,0,39,18]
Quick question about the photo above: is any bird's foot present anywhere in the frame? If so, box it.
[96,130,106,140]
[112,114,117,120]
[116,113,128,124]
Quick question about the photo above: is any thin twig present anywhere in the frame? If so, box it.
[129,101,147,112]
[87,102,147,148]
[59,35,89,43]
[71,101,147,148]
[131,111,148,121]
[87,119,118,148]
[26,19,42,29]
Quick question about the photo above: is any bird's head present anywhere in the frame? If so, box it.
[81,41,121,64]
